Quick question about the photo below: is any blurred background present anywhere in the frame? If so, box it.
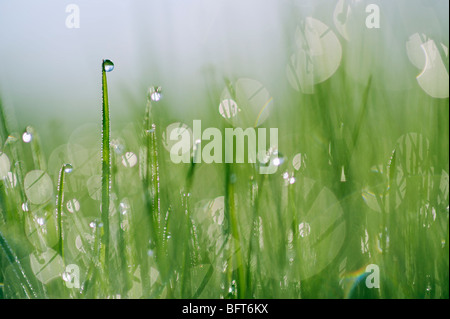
[0,0,448,152]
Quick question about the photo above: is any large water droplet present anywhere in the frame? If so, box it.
[103,59,114,72]
[63,163,73,174]
[22,132,32,143]
[149,86,162,101]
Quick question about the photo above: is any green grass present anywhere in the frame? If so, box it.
[0,49,448,299]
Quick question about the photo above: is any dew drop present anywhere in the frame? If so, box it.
[103,59,114,72]
[149,87,162,101]
[22,132,32,143]
[272,151,285,167]
[63,163,73,174]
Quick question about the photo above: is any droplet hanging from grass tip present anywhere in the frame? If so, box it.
[103,59,114,72]
[63,163,73,174]
[149,86,162,101]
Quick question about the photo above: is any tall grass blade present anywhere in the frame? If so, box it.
[100,59,112,281]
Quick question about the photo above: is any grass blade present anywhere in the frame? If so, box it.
[100,59,112,280]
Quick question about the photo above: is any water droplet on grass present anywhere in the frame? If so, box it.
[89,220,103,229]
[22,131,32,143]
[103,59,114,72]
[63,163,73,173]
[149,87,162,101]
[272,151,285,167]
